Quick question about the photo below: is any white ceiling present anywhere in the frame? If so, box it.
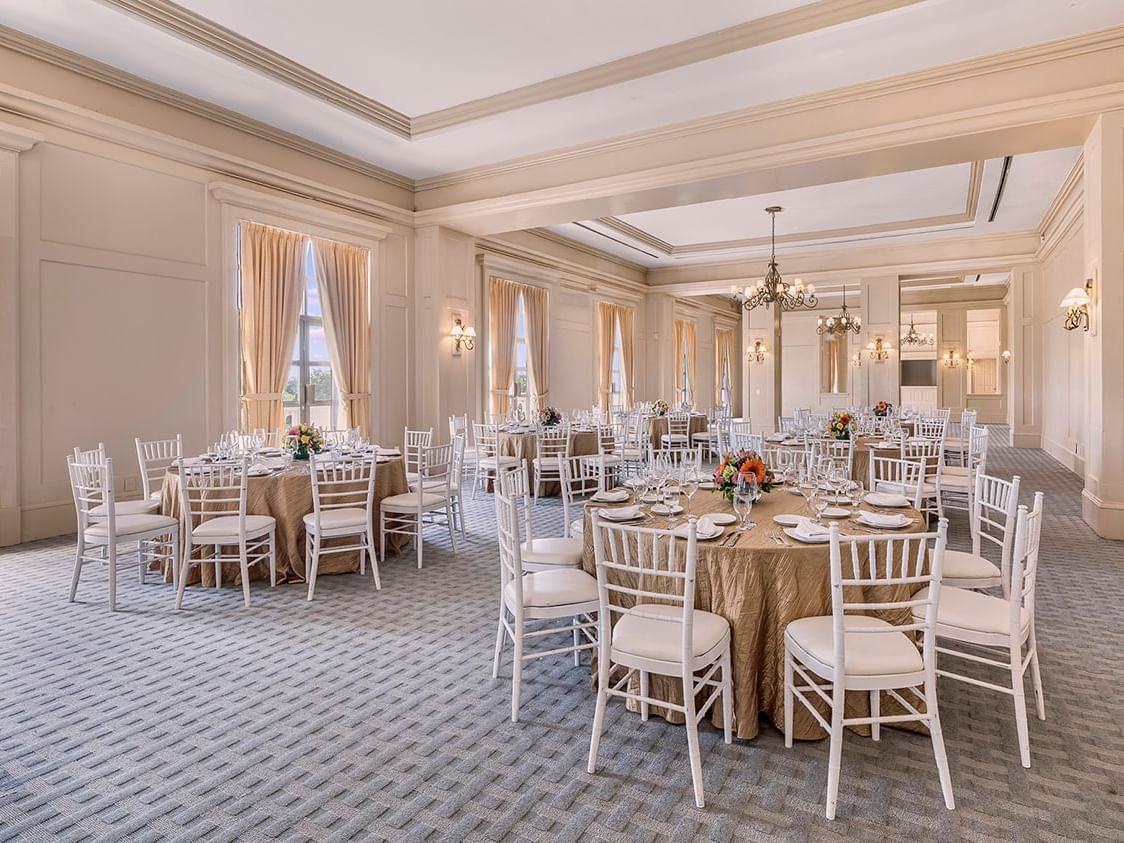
[547,148,1080,267]
[0,0,1119,179]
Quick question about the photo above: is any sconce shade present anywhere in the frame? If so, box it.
[1060,287,1091,309]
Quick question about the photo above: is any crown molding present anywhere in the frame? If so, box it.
[415,25,1124,202]
[1036,154,1084,263]
[476,234,648,301]
[524,227,647,275]
[0,80,416,228]
[593,162,983,258]
[0,121,42,152]
[0,25,415,192]
[209,181,392,241]
[412,0,924,134]
[100,0,411,138]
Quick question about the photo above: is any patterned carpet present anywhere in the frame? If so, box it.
[2,427,1123,842]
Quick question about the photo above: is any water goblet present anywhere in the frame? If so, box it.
[733,476,758,532]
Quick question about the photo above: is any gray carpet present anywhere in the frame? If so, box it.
[2,427,1123,842]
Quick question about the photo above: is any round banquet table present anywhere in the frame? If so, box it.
[158,456,410,587]
[581,483,927,742]
[766,434,891,484]
[493,427,603,495]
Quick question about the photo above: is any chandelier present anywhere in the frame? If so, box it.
[816,284,862,335]
[900,313,935,347]
[730,207,817,312]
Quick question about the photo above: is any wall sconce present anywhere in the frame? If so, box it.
[865,336,893,363]
[747,339,767,364]
[1060,279,1092,331]
[965,353,976,369]
[851,351,863,368]
[1002,349,1012,364]
[942,349,962,368]
[450,318,476,355]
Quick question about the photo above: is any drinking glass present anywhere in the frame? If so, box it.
[680,466,700,520]
[733,476,757,532]
[811,483,832,524]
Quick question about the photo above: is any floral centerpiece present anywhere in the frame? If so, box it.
[872,401,893,418]
[538,406,563,427]
[287,422,325,460]
[827,410,857,441]
[650,398,670,416]
[713,449,775,504]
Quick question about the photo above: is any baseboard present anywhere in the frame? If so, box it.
[1009,432,1042,449]
[1041,435,1083,477]
[1082,490,1124,540]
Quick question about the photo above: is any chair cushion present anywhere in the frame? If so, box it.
[381,492,446,511]
[479,456,521,469]
[303,508,368,531]
[582,454,623,467]
[192,514,275,539]
[692,432,719,441]
[89,499,160,517]
[611,447,645,458]
[661,434,689,443]
[612,603,729,664]
[148,490,163,503]
[936,549,1001,582]
[914,586,1028,638]
[85,513,178,538]
[521,536,583,567]
[938,473,972,490]
[569,518,585,537]
[505,568,598,609]
[785,615,923,676]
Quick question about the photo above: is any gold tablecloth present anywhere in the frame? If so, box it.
[495,429,601,495]
[581,483,925,741]
[159,457,409,587]
[648,414,709,452]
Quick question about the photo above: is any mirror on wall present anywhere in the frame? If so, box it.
[819,333,849,394]
[966,307,1002,395]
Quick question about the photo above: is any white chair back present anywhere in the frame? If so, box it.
[808,438,854,476]
[135,435,182,500]
[967,425,989,474]
[404,427,434,475]
[559,455,600,537]
[1008,493,1045,632]
[309,454,377,531]
[538,425,570,459]
[778,416,798,433]
[902,438,943,483]
[473,423,502,458]
[916,418,947,443]
[666,412,691,438]
[494,471,529,603]
[68,455,113,534]
[177,458,249,546]
[868,456,924,508]
[73,442,108,465]
[972,472,1021,581]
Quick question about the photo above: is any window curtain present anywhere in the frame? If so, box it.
[312,237,371,436]
[617,305,636,408]
[239,221,306,431]
[597,302,616,412]
[489,277,520,416]
[674,318,697,404]
[715,328,734,406]
[522,284,549,411]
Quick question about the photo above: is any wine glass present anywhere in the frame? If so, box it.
[733,476,758,532]
[810,482,832,524]
[680,465,700,521]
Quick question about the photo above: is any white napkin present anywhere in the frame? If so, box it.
[865,492,911,508]
[592,488,630,503]
[766,433,787,442]
[673,515,721,540]
[247,465,272,477]
[377,448,401,456]
[793,517,831,542]
[857,509,911,528]
[600,505,641,521]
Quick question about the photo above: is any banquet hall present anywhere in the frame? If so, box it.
[2,1,1123,840]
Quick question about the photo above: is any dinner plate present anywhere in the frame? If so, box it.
[855,511,912,529]
[591,489,630,503]
[639,493,661,503]
[247,466,273,477]
[599,506,643,522]
[772,514,800,527]
[821,506,851,518]
[784,526,830,544]
[707,513,737,525]
[864,492,911,508]
[651,503,684,516]
[698,481,717,490]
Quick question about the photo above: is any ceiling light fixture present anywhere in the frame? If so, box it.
[817,283,862,335]
[900,313,935,347]
[730,207,817,312]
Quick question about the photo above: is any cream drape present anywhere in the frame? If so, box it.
[674,318,697,405]
[522,284,549,411]
[239,221,306,431]
[489,277,521,416]
[715,327,734,407]
[312,237,371,435]
[618,306,636,407]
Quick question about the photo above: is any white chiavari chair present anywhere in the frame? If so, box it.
[661,411,691,448]
[491,469,599,722]
[73,442,161,516]
[612,413,649,477]
[939,425,989,519]
[304,453,379,601]
[175,457,277,609]
[135,435,182,508]
[67,455,180,611]
[532,424,570,502]
[807,438,855,478]
[472,423,521,497]
[764,445,806,477]
[785,520,954,819]
[380,442,458,569]
[403,427,434,486]
[655,442,703,468]
[582,423,622,492]
[778,416,798,434]
[691,410,721,457]
[73,442,107,465]
[916,417,948,444]
[902,438,944,522]
[915,494,1046,768]
[449,413,479,472]
[867,456,924,509]
[502,464,584,570]
[559,454,601,539]
[587,513,733,809]
[939,473,1020,592]
[943,410,978,466]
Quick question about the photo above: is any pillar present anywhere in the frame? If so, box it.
[859,276,901,408]
[1007,263,1043,448]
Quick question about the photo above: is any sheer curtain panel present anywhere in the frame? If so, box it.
[489,277,520,416]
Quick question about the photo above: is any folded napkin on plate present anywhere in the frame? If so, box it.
[865,492,911,508]
[599,505,641,521]
[672,515,720,539]
[592,488,630,503]
[766,434,787,442]
[793,517,831,542]
[857,509,910,528]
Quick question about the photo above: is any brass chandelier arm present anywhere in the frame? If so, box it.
[731,207,818,313]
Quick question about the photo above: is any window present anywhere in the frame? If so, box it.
[819,333,849,394]
[680,350,693,406]
[282,243,339,429]
[609,318,627,411]
[720,355,731,408]
[509,294,530,419]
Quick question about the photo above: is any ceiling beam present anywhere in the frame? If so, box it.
[414,27,1124,235]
